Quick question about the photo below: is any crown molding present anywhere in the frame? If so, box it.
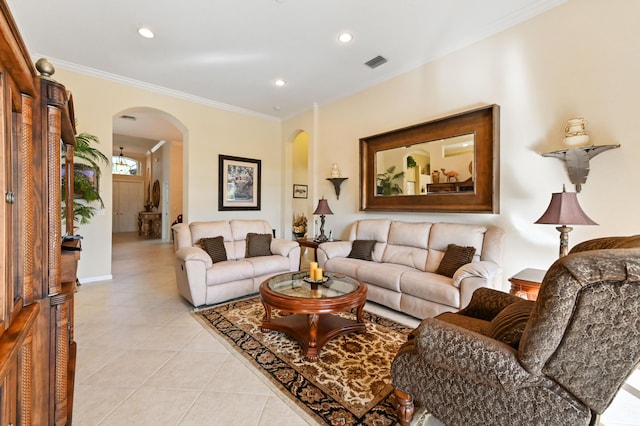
[32,54,281,123]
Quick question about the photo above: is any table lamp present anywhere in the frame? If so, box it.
[313,197,333,242]
[535,185,597,257]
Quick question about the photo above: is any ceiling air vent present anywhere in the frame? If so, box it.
[365,55,387,69]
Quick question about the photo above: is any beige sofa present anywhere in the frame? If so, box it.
[317,219,504,319]
[173,220,300,307]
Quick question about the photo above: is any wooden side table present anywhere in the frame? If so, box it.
[296,238,340,262]
[296,238,320,262]
[508,268,546,301]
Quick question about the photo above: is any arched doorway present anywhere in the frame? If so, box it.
[112,107,186,240]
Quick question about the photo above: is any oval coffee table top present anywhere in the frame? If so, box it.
[266,271,361,299]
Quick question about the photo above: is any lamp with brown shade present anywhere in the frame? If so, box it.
[535,185,597,257]
[313,197,333,242]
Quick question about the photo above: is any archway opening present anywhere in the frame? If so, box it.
[112,107,185,240]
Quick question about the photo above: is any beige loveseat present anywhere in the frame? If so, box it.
[173,220,300,307]
[317,219,504,319]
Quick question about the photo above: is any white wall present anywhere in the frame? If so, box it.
[282,0,640,289]
[292,132,310,237]
[168,140,184,229]
[54,68,282,281]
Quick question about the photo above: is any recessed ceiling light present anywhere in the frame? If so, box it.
[137,27,155,39]
[338,32,353,43]
[274,79,286,87]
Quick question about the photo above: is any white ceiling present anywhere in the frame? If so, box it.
[7,0,565,140]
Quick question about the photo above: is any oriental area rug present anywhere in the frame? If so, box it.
[193,296,439,426]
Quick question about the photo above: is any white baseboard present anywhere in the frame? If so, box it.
[78,275,113,284]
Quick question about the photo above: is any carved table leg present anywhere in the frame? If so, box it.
[305,313,320,361]
[356,302,365,323]
[393,388,414,426]
[260,301,272,333]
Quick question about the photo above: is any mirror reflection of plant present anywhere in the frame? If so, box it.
[62,132,110,225]
[376,165,404,195]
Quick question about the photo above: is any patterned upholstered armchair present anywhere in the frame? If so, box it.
[391,236,640,426]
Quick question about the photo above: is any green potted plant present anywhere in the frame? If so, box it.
[62,132,110,225]
[406,155,417,168]
[376,165,404,195]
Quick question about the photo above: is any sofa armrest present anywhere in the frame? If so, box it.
[451,261,498,288]
[457,287,523,321]
[175,246,213,269]
[317,241,353,266]
[271,238,301,271]
[407,318,536,390]
[172,222,192,251]
[270,238,298,257]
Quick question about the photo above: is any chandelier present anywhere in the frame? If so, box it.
[114,147,129,174]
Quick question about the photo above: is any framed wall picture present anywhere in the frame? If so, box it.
[218,155,261,210]
[62,164,99,199]
[293,184,308,199]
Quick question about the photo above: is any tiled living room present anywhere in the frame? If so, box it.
[2,0,640,425]
[73,233,638,425]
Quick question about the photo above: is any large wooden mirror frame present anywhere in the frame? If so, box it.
[360,104,500,213]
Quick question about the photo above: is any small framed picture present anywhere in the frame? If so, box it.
[293,184,308,199]
[218,155,261,210]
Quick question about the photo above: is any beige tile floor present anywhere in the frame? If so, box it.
[72,233,638,425]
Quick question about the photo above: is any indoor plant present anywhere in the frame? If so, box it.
[62,132,110,225]
[376,166,404,195]
[292,213,308,238]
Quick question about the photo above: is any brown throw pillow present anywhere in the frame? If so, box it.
[246,233,272,258]
[488,299,534,349]
[436,244,476,278]
[347,240,376,261]
[201,236,227,264]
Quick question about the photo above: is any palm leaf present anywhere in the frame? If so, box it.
[61,132,110,225]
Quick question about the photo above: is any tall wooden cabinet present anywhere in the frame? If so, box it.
[0,2,78,424]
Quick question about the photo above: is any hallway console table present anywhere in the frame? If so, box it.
[138,211,162,238]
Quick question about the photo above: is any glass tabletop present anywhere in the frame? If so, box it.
[267,271,361,299]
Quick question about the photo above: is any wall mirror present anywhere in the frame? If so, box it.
[360,104,500,213]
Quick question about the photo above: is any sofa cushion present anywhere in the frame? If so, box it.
[425,223,487,271]
[189,221,233,246]
[244,255,291,277]
[358,262,415,292]
[349,219,391,262]
[436,244,476,278]
[201,236,227,264]
[488,299,534,349]
[206,259,255,286]
[348,240,376,261]
[246,233,272,257]
[400,271,460,308]
[322,257,363,278]
[382,221,431,270]
[350,219,391,242]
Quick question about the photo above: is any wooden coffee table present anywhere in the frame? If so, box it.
[259,271,367,361]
